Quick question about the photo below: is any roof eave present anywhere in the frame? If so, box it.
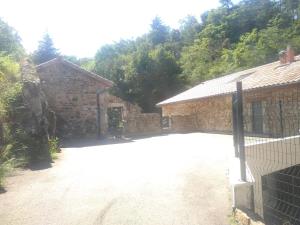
[157,80,300,107]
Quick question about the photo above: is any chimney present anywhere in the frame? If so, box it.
[279,50,287,64]
[286,45,295,63]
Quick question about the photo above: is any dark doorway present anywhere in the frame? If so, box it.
[107,107,123,137]
[252,101,263,134]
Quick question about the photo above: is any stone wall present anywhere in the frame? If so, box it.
[161,95,232,133]
[38,61,109,137]
[125,113,161,135]
[161,83,300,134]
[104,95,161,135]
[243,83,300,137]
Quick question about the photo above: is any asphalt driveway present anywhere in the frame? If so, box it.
[0,133,233,225]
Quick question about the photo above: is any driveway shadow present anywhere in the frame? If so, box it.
[61,133,173,148]
[0,187,7,194]
[28,160,52,171]
[62,137,134,148]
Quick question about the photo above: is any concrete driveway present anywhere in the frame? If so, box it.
[0,133,233,225]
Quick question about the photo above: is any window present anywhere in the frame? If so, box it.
[252,101,263,134]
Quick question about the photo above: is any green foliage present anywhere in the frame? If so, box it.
[149,17,170,45]
[0,19,24,60]
[94,18,185,112]
[0,20,60,187]
[49,137,60,160]
[179,0,300,83]
[33,33,59,65]
[93,0,300,111]
[0,159,14,187]
[80,58,95,72]
[179,16,202,45]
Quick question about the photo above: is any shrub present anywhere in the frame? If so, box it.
[0,159,13,187]
[49,137,60,160]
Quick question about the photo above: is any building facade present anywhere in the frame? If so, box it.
[37,58,161,138]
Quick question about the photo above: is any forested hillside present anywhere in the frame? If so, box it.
[86,0,300,112]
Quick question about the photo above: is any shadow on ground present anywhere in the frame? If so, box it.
[28,160,52,171]
[61,137,134,148]
[0,187,7,194]
[61,133,171,148]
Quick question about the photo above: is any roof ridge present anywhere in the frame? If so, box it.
[36,57,114,87]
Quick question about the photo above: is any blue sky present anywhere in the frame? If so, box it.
[0,0,224,58]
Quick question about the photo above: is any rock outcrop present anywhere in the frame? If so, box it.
[16,59,56,161]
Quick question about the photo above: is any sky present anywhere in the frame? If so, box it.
[0,0,223,58]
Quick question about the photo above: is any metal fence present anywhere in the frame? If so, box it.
[233,82,300,225]
[262,165,300,225]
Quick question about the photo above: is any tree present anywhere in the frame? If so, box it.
[93,0,300,111]
[149,17,170,45]
[219,0,233,9]
[33,33,59,65]
[0,19,24,60]
[179,16,202,45]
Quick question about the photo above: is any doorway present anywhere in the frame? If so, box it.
[107,107,123,137]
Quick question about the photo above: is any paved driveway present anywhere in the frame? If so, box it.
[0,133,233,225]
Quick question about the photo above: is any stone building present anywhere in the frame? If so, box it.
[157,47,300,137]
[37,58,161,138]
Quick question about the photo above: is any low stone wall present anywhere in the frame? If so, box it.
[162,95,232,133]
[125,113,161,135]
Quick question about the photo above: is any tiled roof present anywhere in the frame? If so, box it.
[157,56,300,106]
[36,58,114,87]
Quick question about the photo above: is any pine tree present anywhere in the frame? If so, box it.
[33,33,59,64]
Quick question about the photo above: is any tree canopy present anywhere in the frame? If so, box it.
[87,0,300,112]
[3,0,300,113]
[33,33,59,65]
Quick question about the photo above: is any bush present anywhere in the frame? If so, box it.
[49,137,60,160]
[0,159,13,187]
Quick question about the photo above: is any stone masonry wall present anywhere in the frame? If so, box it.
[125,113,161,135]
[161,83,300,134]
[243,83,300,137]
[104,95,161,135]
[162,95,232,133]
[38,61,109,137]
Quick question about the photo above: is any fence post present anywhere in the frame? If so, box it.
[236,82,246,181]
[232,93,239,157]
